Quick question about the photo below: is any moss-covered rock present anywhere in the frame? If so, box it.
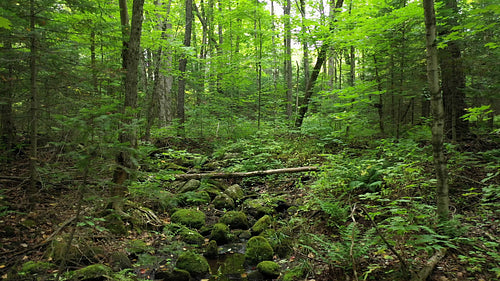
[283,266,305,281]
[176,251,210,278]
[67,264,113,280]
[225,184,245,201]
[19,261,56,275]
[257,261,281,278]
[179,191,211,206]
[219,211,249,229]
[103,213,128,236]
[178,227,205,245]
[204,240,218,258]
[126,239,153,254]
[157,268,191,281]
[171,208,206,229]
[245,236,274,265]
[46,236,83,265]
[110,252,132,271]
[210,223,230,244]
[213,193,235,209]
[242,199,274,218]
[178,179,201,193]
[261,229,293,258]
[251,215,272,235]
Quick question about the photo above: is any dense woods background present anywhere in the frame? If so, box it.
[0,0,498,280]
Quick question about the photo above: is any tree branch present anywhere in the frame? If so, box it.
[174,166,318,180]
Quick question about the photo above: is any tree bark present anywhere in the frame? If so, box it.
[295,0,344,128]
[177,0,193,135]
[423,0,450,221]
[29,0,38,193]
[174,166,318,180]
[438,0,468,141]
[284,0,293,120]
[113,0,145,211]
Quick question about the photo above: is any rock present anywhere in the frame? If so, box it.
[225,184,245,201]
[126,239,153,254]
[178,179,201,193]
[246,270,265,281]
[66,264,113,280]
[210,223,230,244]
[179,191,211,206]
[283,266,305,281]
[171,208,206,229]
[242,199,274,218]
[251,215,272,235]
[220,211,249,229]
[176,251,210,278]
[110,252,132,271]
[178,226,205,245]
[20,261,56,275]
[256,261,281,278]
[244,236,274,265]
[155,268,191,281]
[204,240,218,258]
[103,213,128,236]
[213,193,235,209]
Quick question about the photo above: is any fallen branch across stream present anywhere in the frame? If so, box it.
[174,166,319,180]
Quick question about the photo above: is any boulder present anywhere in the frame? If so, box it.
[213,193,235,210]
[178,179,201,193]
[244,236,274,265]
[251,215,272,235]
[219,211,249,229]
[176,251,210,278]
[170,208,206,229]
[210,223,230,244]
[257,261,281,278]
[224,184,245,201]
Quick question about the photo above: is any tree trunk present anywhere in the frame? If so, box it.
[284,0,293,120]
[113,0,145,211]
[295,0,344,128]
[423,0,450,221]
[29,0,38,193]
[175,166,318,180]
[177,0,193,134]
[439,0,468,141]
[0,40,16,155]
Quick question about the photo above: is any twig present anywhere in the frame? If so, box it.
[350,203,359,281]
[359,206,411,279]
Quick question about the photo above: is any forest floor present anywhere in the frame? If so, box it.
[0,136,499,281]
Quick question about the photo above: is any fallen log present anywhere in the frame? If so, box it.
[174,166,318,180]
[410,248,447,281]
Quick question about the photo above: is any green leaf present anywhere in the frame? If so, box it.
[0,17,11,29]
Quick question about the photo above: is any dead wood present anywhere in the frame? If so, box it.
[410,248,447,281]
[174,166,318,180]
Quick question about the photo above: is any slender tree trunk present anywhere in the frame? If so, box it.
[29,0,38,193]
[177,0,193,135]
[284,0,293,120]
[298,0,310,92]
[295,0,344,128]
[373,55,385,135]
[439,0,468,140]
[113,0,145,212]
[0,40,16,155]
[423,0,450,221]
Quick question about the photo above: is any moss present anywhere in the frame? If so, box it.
[110,252,132,271]
[242,199,274,218]
[256,261,281,278]
[251,215,272,235]
[212,193,235,210]
[67,264,113,280]
[219,211,249,229]
[126,239,153,254]
[176,251,210,278]
[224,184,245,201]
[20,261,56,275]
[204,240,218,258]
[178,227,205,245]
[103,213,128,236]
[178,179,201,193]
[283,266,305,281]
[179,191,211,206]
[171,208,206,229]
[210,223,230,244]
[244,236,274,265]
